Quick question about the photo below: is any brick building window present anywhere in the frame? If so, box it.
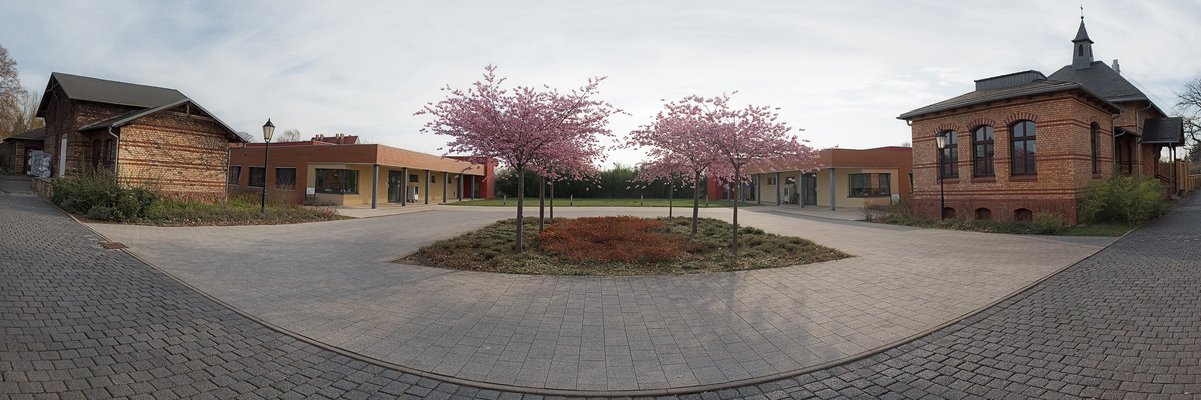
[938,130,958,179]
[1014,208,1034,222]
[409,174,419,183]
[276,168,296,190]
[972,126,995,177]
[227,166,241,185]
[315,168,358,194]
[248,167,266,187]
[849,173,891,197]
[975,208,992,220]
[942,207,956,219]
[1090,123,1100,174]
[1010,121,1037,175]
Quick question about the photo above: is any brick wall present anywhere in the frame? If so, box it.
[908,91,1116,224]
[114,111,232,202]
[42,91,141,177]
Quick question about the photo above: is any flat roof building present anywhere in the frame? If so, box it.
[228,135,494,208]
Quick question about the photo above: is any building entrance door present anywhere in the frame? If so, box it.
[387,171,403,203]
[803,174,818,206]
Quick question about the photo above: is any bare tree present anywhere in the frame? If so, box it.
[278,129,301,142]
[0,44,27,136]
[9,90,43,134]
[1178,77,1201,162]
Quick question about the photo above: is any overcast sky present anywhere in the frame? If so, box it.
[3,1,1198,167]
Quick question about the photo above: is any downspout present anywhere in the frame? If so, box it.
[108,126,120,182]
[1109,112,1121,173]
[1133,101,1154,178]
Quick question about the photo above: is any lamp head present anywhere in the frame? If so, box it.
[262,119,276,142]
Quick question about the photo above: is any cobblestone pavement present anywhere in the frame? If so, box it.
[3,183,1200,398]
[87,201,1109,392]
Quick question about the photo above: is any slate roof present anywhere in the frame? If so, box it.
[78,99,244,142]
[897,80,1119,120]
[4,127,45,141]
[1073,20,1093,43]
[1047,61,1146,102]
[1140,117,1185,145]
[36,73,188,117]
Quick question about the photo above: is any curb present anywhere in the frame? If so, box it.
[66,207,1130,398]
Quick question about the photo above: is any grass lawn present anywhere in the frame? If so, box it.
[401,216,849,275]
[448,197,758,207]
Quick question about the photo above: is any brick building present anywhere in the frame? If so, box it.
[898,19,1185,224]
[710,146,914,210]
[228,135,494,207]
[0,127,44,174]
[36,73,246,200]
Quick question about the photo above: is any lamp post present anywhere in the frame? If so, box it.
[260,119,275,212]
[935,133,947,220]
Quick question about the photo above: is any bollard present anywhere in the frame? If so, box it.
[640,194,644,206]
[503,194,507,206]
[570,194,573,206]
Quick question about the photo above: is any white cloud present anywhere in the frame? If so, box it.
[2,0,1198,166]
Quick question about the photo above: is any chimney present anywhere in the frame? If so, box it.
[1112,59,1120,74]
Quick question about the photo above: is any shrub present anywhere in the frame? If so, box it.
[537,216,686,263]
[1033,211,1068,234]
[1079,175,1167,224]
[51,170,160,221]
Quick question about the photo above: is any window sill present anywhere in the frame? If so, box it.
[940,178,960,183]
[970,177,996,183]
[1009,175,1038,182]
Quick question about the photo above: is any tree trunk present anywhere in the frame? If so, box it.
[538,175,546,232]
[668,180,673,218]
[691,171,700,238]
[549,181,555,221]
[732,166,741,255]
[516,166,525,252]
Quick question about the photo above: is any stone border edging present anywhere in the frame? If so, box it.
[67,201,1128,397]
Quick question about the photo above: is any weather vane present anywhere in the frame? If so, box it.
[1080,5,1084,21]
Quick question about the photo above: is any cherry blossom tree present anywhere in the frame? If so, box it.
[708,96,817,253]
[417,66,618,251]
[632,154,692,218]
[627,96,728,237]
[533,137,606,231]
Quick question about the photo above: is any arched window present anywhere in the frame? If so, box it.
[1014,208,1033,222]
[975,208,992,220]
[938,130,958,179]
[1010,121,1037,175]
[1077,45,1084,56]
[972,126,995,177]
[942,207,956,219]
[1090,123,1099,174]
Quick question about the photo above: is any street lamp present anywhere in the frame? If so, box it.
[260,119,275,212]
[935,133,947,220]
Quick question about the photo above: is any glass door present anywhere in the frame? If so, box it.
[387,171,402,203]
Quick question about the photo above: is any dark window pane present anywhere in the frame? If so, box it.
[315,169,358,194]
[848,173,890,198]
[248,167,266,187]
[1010,121,1036,175]
[276,168,296,190]
[227,166,240,185]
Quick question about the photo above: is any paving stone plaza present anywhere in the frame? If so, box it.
[2,177,1199,399]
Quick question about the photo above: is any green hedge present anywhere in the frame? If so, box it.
[51,171,160,221]
[1079,175,1167,224]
